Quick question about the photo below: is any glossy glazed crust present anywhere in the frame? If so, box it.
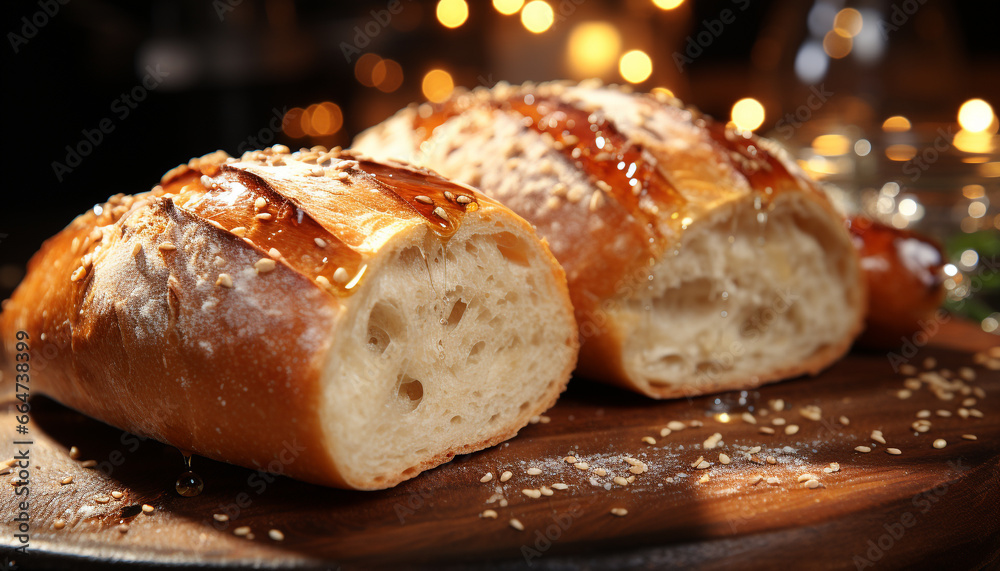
[0,147,576,488]
[355,80,867,397]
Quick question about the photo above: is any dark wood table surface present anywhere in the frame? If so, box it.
[2,320,998,570]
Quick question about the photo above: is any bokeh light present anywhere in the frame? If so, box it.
[823,30,852,59]
[619,50,652,83]
[885,144,917,161]
[354,53,383,87]
[283,107,306,138]
[436,0,469,29]
[731,98,765,132]
[301,102,343,137]
[422,69,455,103]
[833,8,863,37]
[493,0,524,15]
[812,134,850,156]
[652,0,684,9]
[372,59,404,93]
[958,99,995,132]
[521,1,554,33]
[882,116,911,132]
[567,22,622,77]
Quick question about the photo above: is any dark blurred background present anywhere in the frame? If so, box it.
[2,0,999,330]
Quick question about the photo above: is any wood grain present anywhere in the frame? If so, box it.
[2,320,998,570]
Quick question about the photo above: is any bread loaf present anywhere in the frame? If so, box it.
[354,81,866,398]
[0,147,578,489]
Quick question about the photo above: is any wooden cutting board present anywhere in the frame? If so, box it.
[2,320,998,570]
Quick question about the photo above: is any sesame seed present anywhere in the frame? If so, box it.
[69,446,80,459]
[481,509,498,519]
[765,456,777,465]
[855,446,871,453]
[935,410,952,418]
[897,389,912,399]
[414,195,433,204]
[95,496,110,504]
[799,405,822,421]
[690,456,705,468]
[886,448,902,455]
[610,508,628,517]
[695,460,711,470]
[131,242,142,256]
[540,486,554,496]
[690,420,704,427]
[871,430,886,444]
[233,526,251,536]
[912,420,931,433]
[797,473,819,482]
[158,242,176,251]
[481,472,493,483]
[659,428,672,437]
[254,197,267,209]
[741,412,757,424]
[923,357,937,369]
[751,474,764,485]
[216,274,233,288]
[255,213,272,220]
[254,258,277,273]
[829,462,840,472]
[758,427,775,435]
[962,434,977,440]
[904,378,922,390]
[933,439,947,449]
[785,424,800,435]
[642,436,656,445]
[230,227,247,237]
[766,477,779,485]
[333,267,349,284]
[564,456,577,464]
[805,479,821,489]
[80,460,97,468]
[698,473,710,483]
[719,453,731,465]
[526,468,542,476]
[111,491,124,499]
[628,465,645,475]
[268,529,284,541]
[574,462,589,470]
[703,433,722,449]
[213,514,229,522]
[500,470,513,482]
[839,416,850,426]
[973,387,986,398]
[70,267,87,282]
[457,195,472,204]
[958,367,976,381]
[899,364,918,376]
[593,468,608,477]
[969,408,984,418]
[314,238,327,248]
[551,483,568,490]
[315,275,331,289]
[432,207,448,220]
[916,409,931,418]
[142,504,155,514]
[770,399,786,411]
[53,519,66,530]
[520,488,541,499]
[268,247,281,259]
[509,518,525,531]
[613,476,629,486]
[771,418,786,426]
[667,421,686,431]
[60,476,73,485]
[962,398,977,407]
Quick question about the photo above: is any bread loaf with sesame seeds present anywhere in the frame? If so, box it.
[354,80,866,399]
[0,147,578,489]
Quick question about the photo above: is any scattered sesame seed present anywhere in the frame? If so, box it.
[703,433,722,449]
[897,389,912,400]
[70,267,87,282]
[432,207,448,220]
[828,462,840,472]
[158,242,176,251]
[574,462,590,470]
[551,483,568,490]
[233,526,251,536]
[564,456,577,464]
[839,416,850,426]
[333,267,349,284]
[60,476,73,485]
[521,488,541,499]
[741,412,757,424]
[751,474,764,485]
[719,453,731,465]
[481,472,493,483]
[904,378,922,391]
[526,468,542,476]
[765,456,777,465]
[642,436,656,445]
[53,519,66,530]
[798,473,819,482]
[758,426,776,435]
[593,468,608,477]
[805,479,821,489]
[69,446,80,459]
[213,514,229,522]
[771,417,786,426]
[610,508,628,517]
[613,476,629,486]
[912,420,931,433]
[254,197,267,210]
[268,247,281,259]
[933,439,947,449]
[316,275,331,288]
[480,509,499,519]
[695,460,711,470]
[747,446,762,454]
[959,367,976,381]
[690,456,705,468]
[916,410,931,418]
[111,491,123,499]
[871,430,886,444]
[142,504,154,514]
[667,421,686,431]
[80,460,97,468]
[799,405,822,421]
[766,477,780,485]
[540,486,554,496]
[690,420,704,427]
[230,227,247,237]
[500,471,513,482]
[268,529,284,541]
[855,446,871,453]
[457,195,473,204]
[95,496,110,504]
[255,213,272,220]
[962,434,977,440]
[414,195,433,204]
[886,448,902,455]
[935,410,952,418]
[973,387,986,398]
[785,425,800,435]
[254,258,277,273]
[899,364,918,376]
[215,273,234,288]
[131,242,142,257]
[962,398,977,407]
[659,428,672,437]
[698,473,710,483]
[770,399,785,412]
[923,357,937,369]
[509,518,525,531]
[969,408,984,418]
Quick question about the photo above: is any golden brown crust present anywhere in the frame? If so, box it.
[0,146,576,489]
